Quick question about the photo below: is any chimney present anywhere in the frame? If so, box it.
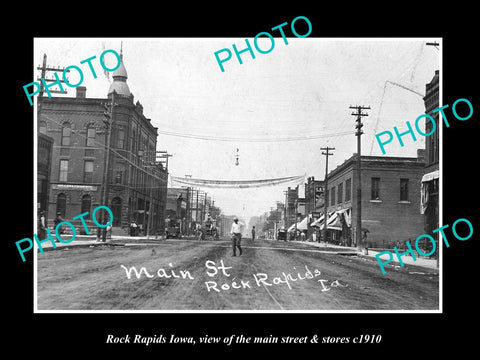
[76,86,86,98]
[417,148,426,162]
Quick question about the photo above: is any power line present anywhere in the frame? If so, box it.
[39,112,168,183]
[368,80,424,155]
[156,129,354,142]
[37,53,69,98]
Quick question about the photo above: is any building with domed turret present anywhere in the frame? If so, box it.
[37,50,168,235]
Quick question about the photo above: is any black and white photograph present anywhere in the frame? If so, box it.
[7,7,479,355]
[33,37,441,312]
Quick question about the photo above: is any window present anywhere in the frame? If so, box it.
[61,122,71,146]
[56,193,66,218]
[59,160,68,182]
[115,170,123,184]
[117,128,125,149]
[330,186,336,205]
[86,126,95,147]
[400,178,409,201]
[131,129,137,155]
[81,194,91,218]
[83,160,94,183]
[39,121,47,134]
[337,182,343,203]
[371,177,380,200]
[345,178,351,201]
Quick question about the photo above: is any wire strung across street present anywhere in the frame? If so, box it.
[171,174,306,189]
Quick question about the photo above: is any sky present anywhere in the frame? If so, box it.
[34,37,440,222]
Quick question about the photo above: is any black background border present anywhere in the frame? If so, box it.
[7,5,477,356]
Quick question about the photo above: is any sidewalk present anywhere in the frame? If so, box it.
[291,240,439,271]
[37,236,117,250]
[364,249,439,271]
[37,234,198,250]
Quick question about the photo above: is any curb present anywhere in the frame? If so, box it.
[38,241,125,252]
[356,253,439,273]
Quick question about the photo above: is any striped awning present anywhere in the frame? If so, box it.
[421,170,439,183]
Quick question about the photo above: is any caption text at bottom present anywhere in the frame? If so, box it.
[106,333,382,346]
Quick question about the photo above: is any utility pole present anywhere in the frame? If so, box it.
[100,92,117,242]
[146,177,154,239]
[37,53,69,98]
[156,151,173,172]
[203,192,208,223]
[294,198,298,241]
[350,105,370,253]
[185,174,192,236]
[321,146,335,244]
[36,53,69,119]
[146,154,158,239]
[156,150,172,236]
[195,189,199,224]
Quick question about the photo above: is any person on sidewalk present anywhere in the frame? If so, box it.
[251,226,256,241]
[38,210,47,240]
[54,212,65,242]
[230,217,242,256]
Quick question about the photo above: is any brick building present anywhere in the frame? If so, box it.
[37,132,53,218]
[38,53,168,234]
[304,176,324,215]
[284,186,299,229]
[324,152,425,247]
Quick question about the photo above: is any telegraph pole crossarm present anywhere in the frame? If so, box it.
[37,53,69,97]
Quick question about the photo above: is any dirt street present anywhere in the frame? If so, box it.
[36,238,439,311]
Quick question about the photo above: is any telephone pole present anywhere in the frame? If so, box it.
[321,146,334,243]
[350,105,370,253]
[37,53,69,98]
[185,174,192,235]
[36,53,69,114]
[100,92,117,242]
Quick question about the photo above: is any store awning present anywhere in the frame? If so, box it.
[319,212,343,231]
[422,170,439,183]
[310,214,326,227]
[287,216,308,232]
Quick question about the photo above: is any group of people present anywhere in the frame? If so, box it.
[37,210,65,240]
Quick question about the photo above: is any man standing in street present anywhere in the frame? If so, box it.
[230,217,242,256]
[251,226,256,241]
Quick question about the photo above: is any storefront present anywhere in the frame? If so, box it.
[421,170,439,252]
[310,209,352,245]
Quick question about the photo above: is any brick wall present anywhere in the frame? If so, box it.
[358,164,424,247]
[325,156,424,247]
